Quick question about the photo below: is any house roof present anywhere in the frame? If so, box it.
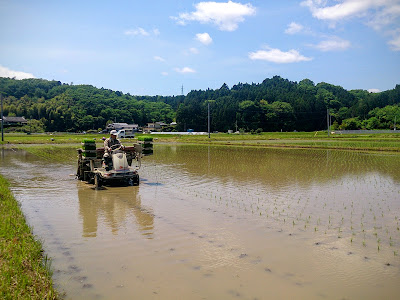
[1,116,27,123]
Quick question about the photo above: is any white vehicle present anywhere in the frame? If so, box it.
[117,129,135,138]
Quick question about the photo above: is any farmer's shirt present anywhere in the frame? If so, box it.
[104,137,121,153]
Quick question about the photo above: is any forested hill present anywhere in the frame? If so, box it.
[0,77,177,132]
[0,76,399,133]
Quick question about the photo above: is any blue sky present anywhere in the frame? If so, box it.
[0,0,399,96]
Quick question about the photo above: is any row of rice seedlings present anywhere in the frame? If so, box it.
[144,147,400,256]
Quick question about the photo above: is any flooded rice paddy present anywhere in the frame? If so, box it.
[1,144,400,299]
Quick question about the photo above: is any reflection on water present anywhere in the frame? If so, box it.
[150,145,400,186]
[0,145,400,300]
[78,185,154,238]
[143,145,400,246]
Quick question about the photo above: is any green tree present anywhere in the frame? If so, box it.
[262,101,295,131]
[340,117,361,130]
[238,100,263,131]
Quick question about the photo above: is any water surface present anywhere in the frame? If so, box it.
[1,145,399,299]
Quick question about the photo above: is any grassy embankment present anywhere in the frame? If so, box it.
[0,175,58,299]
[1,131,400,153]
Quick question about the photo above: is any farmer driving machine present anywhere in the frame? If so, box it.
[76,136,153,189]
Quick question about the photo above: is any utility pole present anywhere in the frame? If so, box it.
[394,116,397,131]
[181,85,184,95]
[327,109,330,137]
[1,94,4,142]
[208,101,210,138]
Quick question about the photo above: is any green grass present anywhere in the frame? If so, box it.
[150,132,400,152]
[0,175,58,299]
[18,145,79,163]
[1,131,400,153]
[0,133,101,144]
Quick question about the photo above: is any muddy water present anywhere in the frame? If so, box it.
[1,145,400,299]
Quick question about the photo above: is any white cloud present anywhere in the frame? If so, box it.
[285,22,304,34]
[368,88,381,93]
[0,65,35,79]
[388,30,400,50]
[125,27,160,37]
[367,3,400,30]
[161,71,169,76]
[249,47,312,63]
[125,27,149,36]
[301,0,400,50]
[173,1,256,31]
[174,67,196,73]
[301,0,380,21]
[190,47,200,54]
[183,47,200,56]
[196,32,213,45]
[154,56,166,62]
[313,37,351,51]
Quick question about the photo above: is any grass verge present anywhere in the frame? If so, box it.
[0,175,58,299]
[1,132,400,153]
[150,132,400,153]
[18,145,78,164]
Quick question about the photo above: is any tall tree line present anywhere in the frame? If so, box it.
[0,76,399,132]
[174,76,400,132]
